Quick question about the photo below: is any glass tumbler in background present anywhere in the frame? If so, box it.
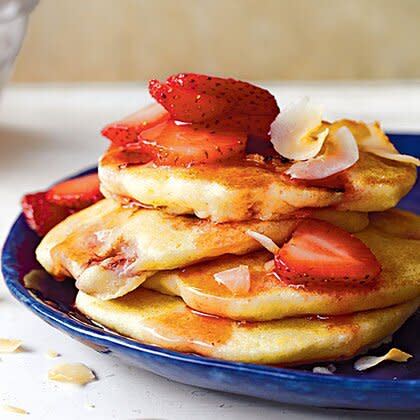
[0,0,38,91]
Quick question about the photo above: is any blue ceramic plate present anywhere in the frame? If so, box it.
[2,134,420,411]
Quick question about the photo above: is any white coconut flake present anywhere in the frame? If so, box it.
[312,364,336,375]
[48,363,96,385]
[213,265,251,295]
[264,259,275,272]
[94,229,113,243]
[366,149,420,165]
[360,123,419,166]
[270,97,325,160]
[2,404,28,415]
[246,230,280,254]
[46,350,60,358]
[0,339,22,353]
[354,348,412,371]
[312,366,333,375]
[286,126,359,180]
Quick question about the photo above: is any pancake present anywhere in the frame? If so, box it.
[75,288,419,365]
[369,208,420,240]
[36,198,300,300]
[144,209,420,320]
[99,121,416,222]
[36,199,369,300]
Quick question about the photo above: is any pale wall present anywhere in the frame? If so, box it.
[12,0,420,82]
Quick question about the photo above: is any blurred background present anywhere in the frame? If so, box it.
[11,0,420,82]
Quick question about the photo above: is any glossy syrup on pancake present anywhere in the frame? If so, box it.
[36,198,303,300]
[75,288,419,365]
[143,210,420,320]
[99,118,417,223]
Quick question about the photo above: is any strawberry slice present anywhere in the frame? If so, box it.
[167,73,279,117]
[138,119,246,166]
[22,192,71,236]
[149,79,231,123]
[149,74,280,137]
[46,173,103,209]
[274,219,381,287]
[198,114,276,140]
[101,103,169,146]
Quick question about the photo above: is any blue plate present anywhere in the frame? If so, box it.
[2,134,420,411]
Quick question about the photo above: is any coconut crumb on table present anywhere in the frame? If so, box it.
[48,363,96,385]
[2,404,28,415]
[0,339,22,353]
[46,350,60,358]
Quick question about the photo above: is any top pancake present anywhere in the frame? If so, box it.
[99,121,416,222]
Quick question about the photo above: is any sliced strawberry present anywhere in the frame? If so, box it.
[46,173,103,209]
[167,73,279,117]
[274,219,381,287]
[149,79,231,123]
[198,114,275,140]
[138,119,246,166]
[22,192,71,236]
[101,103,169,146]
[150,74,280,135]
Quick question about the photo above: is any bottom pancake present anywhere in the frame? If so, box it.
[75,288,418,365]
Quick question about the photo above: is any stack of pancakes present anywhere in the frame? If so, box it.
[36,120,420,365]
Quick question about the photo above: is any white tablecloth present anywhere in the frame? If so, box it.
[0,82,419,420]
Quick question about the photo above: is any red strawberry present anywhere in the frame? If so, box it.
[46,173,103,209]
[22,192,71,236]
[198,114,276,140]
[138,119,246,166]
[101,103,169,146]
[149,79,231,123]
[149,74,280,137]
[274,219,381,287]
[167,73,279,117]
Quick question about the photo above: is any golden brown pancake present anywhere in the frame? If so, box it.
[76,288,419,365]
[144,209,420,320]
[99,118,416,223]
[36,199,300,299]
[36,199,369,300]
[369,208,420,240]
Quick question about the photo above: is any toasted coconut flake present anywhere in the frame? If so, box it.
[354,348,412,371]
[0,339,22,353]
[366,149,420,165]
[48,363,96,385]
[360,123,420,166]
[264,259,275,272]
[46,350,60,358]
[246,230,280,254]
[312,367,333,375]
[214,265,251,295]
[312,364,336,375]
[270,97,325,160]
[286,126,359,180]
[3,404,28,415]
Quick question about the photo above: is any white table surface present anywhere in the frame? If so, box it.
[0,82,419,420]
